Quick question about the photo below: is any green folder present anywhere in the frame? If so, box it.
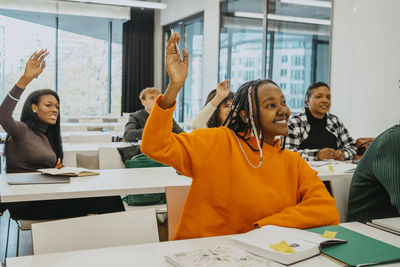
[307,225,400,267]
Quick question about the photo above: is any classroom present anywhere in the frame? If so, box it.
[0,0,399,266]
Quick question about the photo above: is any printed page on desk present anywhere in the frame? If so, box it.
[307,225,400,266]
[310,161,357,173]
[37,167,99,177]
[230,225,346,265]
[165,244,277,267]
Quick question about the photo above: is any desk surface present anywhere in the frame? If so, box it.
[0,167,192,203]
[62,142,132,152]
[6,222,400,267]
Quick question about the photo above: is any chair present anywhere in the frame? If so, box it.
[69,134,112,143]
[61,125,87,132]
[165,185,190,240]
[31,209,159,255]
[98,147,125,169]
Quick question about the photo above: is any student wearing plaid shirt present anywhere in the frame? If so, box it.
[285,82,356,161]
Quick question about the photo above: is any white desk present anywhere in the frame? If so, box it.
[6,222,400,267]
[0,167,192,203]
[61,131,123,143]
[61,122,122,131]
[62,142,132,168]
[311,161,356,223]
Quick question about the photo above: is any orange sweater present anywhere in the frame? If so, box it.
[142,96,340,240]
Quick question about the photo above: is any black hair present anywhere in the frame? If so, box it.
[304,81,330,106]
[224,79,287,151]
[204,89,235,128]
[6,89,63,161]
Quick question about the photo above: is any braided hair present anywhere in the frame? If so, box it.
[224,79,287,152]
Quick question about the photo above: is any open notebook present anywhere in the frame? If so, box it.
[37,167,99,177]
[230,225,346,265]
[8,173,70,185]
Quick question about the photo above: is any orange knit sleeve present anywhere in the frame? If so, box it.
[141,95,212,178]
[254,154,340,229]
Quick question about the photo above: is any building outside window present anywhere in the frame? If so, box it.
[0,9,124,117]
[220,0,331,113]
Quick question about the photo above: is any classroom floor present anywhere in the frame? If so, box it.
[0,210,168,266]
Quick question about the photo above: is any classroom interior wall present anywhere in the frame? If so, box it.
[330,0,400,138]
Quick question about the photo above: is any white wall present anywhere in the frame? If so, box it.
[154,0,220,101]
[330,0,400,138]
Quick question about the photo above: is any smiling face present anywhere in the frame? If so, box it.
[242,83,290,146]
[31,94,59,125]
[306,86,331,119]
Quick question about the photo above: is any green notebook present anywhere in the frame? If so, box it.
[307,225,400,267]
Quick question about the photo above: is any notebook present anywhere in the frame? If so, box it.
[8,173,71,185]
[307,225,400,266]
[368,217,400,236]
[230,225,346,265]
[37,167,99,177]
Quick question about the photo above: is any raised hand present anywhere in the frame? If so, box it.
[165,33,188,89]
[211,79,230,107]
[17,49,49,89]
[160,33,189,109]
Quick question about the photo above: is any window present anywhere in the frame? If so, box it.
[163,14,204,123]
[0,9,124,117]
[220,0,331,113]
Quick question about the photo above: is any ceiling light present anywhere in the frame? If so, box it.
[280,0,331,8]
[62,0,167,9]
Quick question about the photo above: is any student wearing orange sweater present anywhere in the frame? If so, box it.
[141,33,339,240]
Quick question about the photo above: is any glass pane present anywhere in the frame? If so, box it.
[183,20,203,121]
[111,20,123,115]
[57,15,109,117]
[219,0,263,92]
[0,11,56,118]
[266,0,331,113]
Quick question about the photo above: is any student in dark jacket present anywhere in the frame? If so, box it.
[0,49,124,219]
[347,124,400,223]
[124,87,183,142]
[285,82,356,161]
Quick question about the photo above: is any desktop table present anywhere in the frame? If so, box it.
[0,167,192,203]
[6,222,400,267]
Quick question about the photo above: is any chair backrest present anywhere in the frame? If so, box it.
[31,209,159,255]
[165,185,190,240]
[61,125,87,132]
[78,118,103,124]
[99,147,125,169]
[69,134,112,143]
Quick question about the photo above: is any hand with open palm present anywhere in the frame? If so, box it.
[17,49,49,89]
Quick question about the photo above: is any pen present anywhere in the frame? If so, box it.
[170,28,182,62]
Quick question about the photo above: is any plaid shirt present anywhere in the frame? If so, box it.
[285,111,357,161]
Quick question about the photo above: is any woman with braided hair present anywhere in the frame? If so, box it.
[141,32,339,240]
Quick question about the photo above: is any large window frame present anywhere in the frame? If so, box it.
[162,13,204,123]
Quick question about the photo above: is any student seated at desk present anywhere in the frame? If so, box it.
[285,82,356,161]
[347,124,400,223]
[141,33,339,240]
[191,79,234,129]
[123,87,183,142]
[0,50,124,219]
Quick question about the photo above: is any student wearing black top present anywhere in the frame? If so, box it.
[285,82,356,161]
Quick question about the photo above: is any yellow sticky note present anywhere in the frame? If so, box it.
[328,165,334,172]
[320,230,337,239]
[269,240,295,253]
